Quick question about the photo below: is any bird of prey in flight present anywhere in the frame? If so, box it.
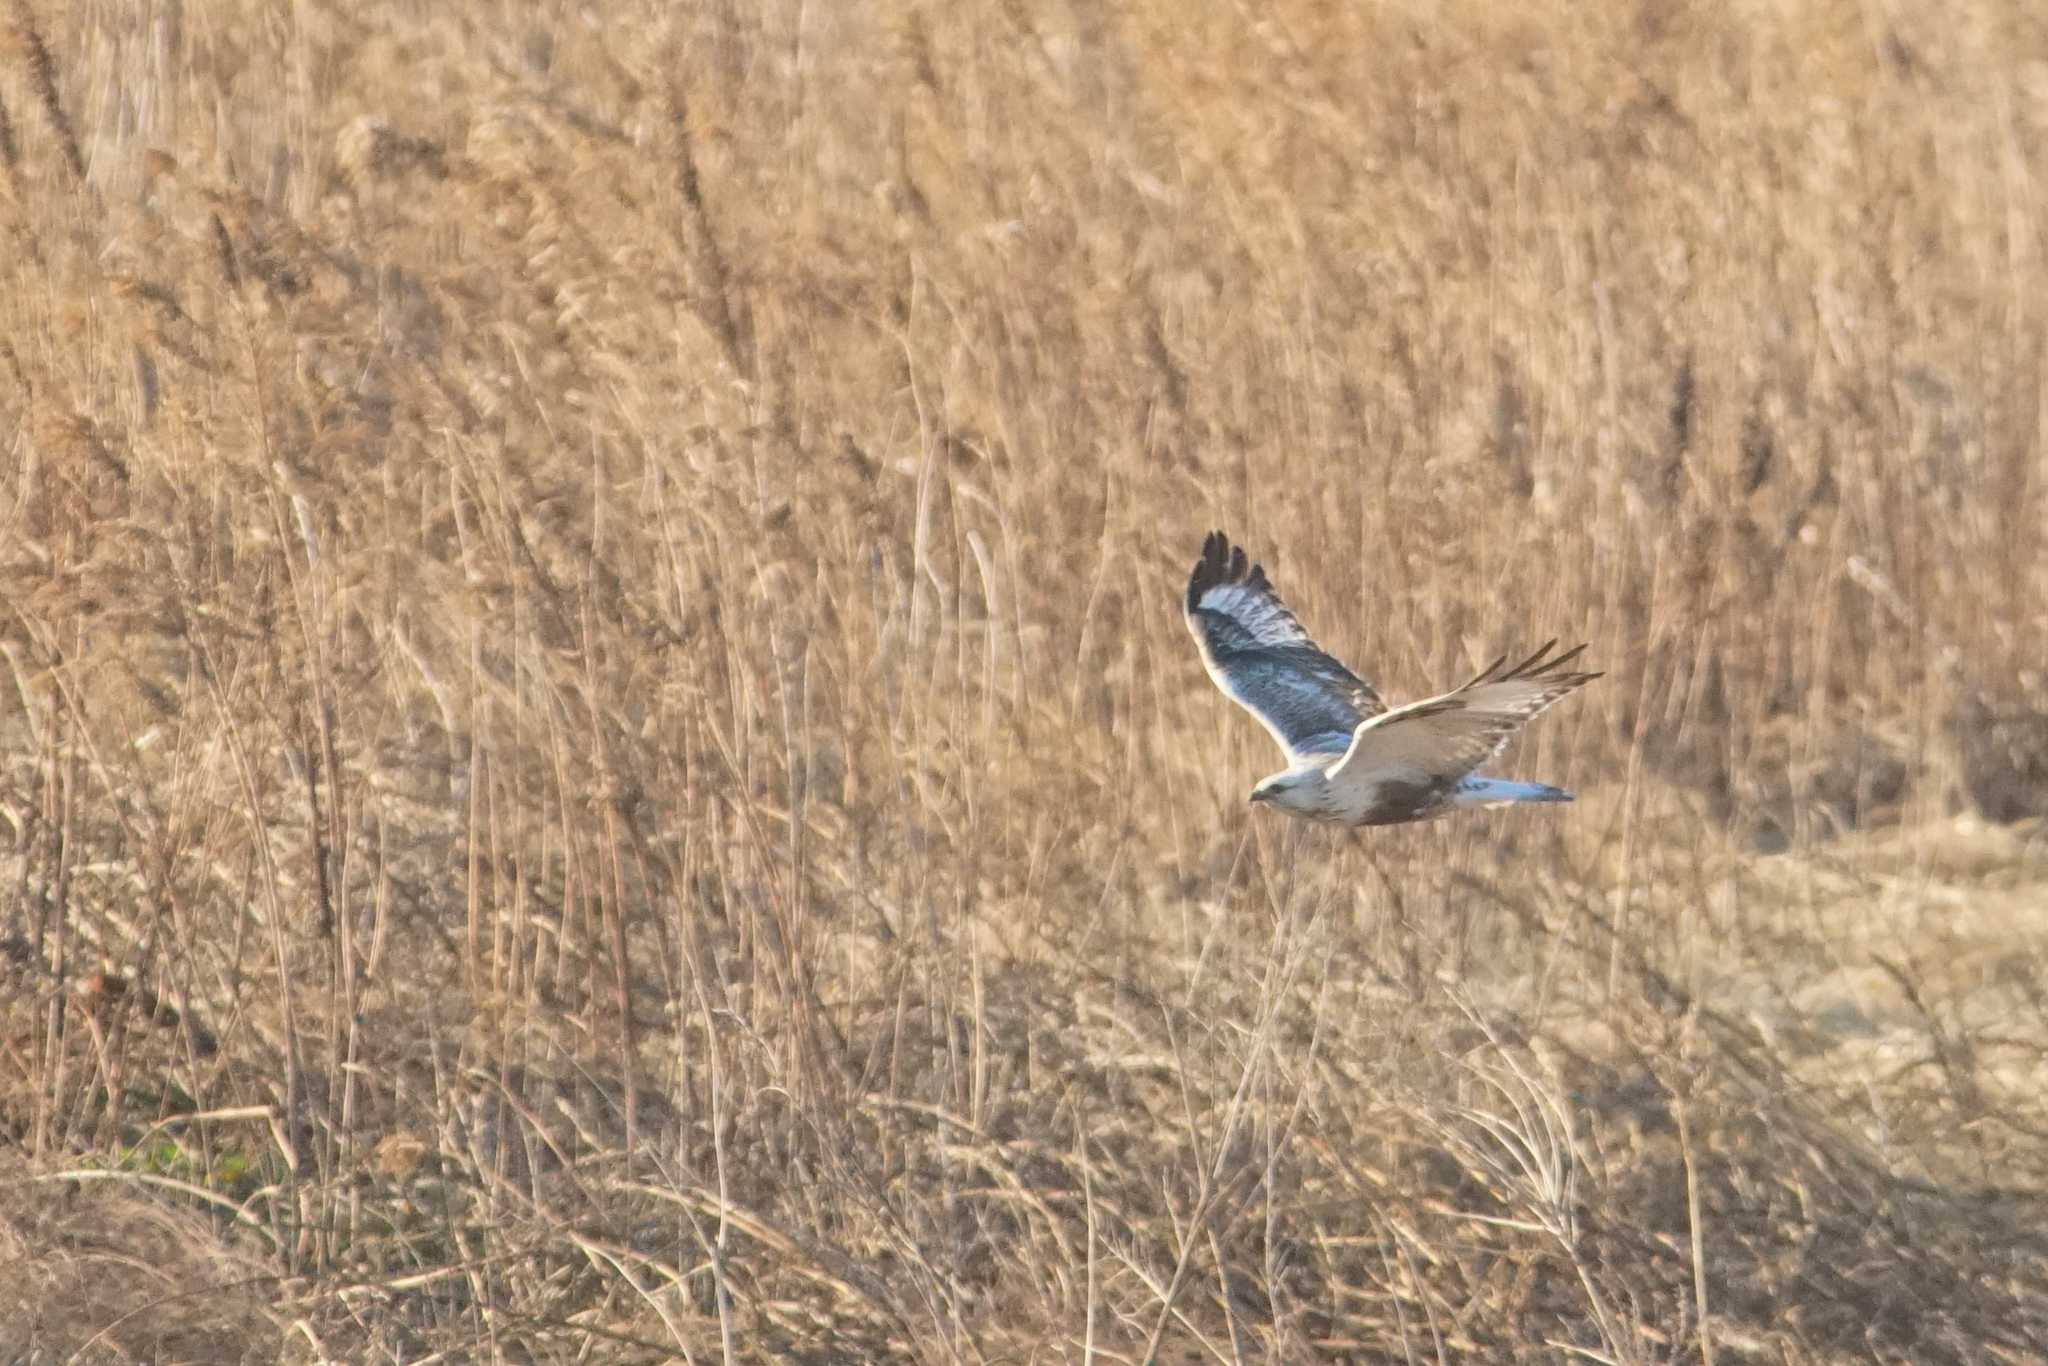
[1184,531,1600,826]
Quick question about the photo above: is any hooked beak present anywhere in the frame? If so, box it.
[1249,788,1271,805]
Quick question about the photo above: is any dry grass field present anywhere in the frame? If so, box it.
[3,0,2048,1360]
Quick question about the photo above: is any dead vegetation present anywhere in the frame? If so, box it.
[2,0,2047,1360]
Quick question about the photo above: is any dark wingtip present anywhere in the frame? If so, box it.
[1483,640,1601,686]
[1469,652,1511,686]
[1536,642,1601,691]
[1187,530,1255,615]
[1503,639,1561,679]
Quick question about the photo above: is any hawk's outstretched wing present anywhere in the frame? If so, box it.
[1328,641,1600,787]
[1184,531,1384,760]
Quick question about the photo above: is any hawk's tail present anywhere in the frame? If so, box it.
[1452,778,1573,808]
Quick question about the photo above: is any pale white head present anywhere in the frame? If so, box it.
[1249,768,1326,812]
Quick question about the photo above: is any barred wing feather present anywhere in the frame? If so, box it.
[1184,531,1384,760]
[1328,641,1600,787]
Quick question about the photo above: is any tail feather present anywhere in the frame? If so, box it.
[1454,777,1573,808]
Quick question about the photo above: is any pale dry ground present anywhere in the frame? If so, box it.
[2,0,2048,1361]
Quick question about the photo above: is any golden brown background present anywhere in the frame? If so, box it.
[2,0,2046,1359]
